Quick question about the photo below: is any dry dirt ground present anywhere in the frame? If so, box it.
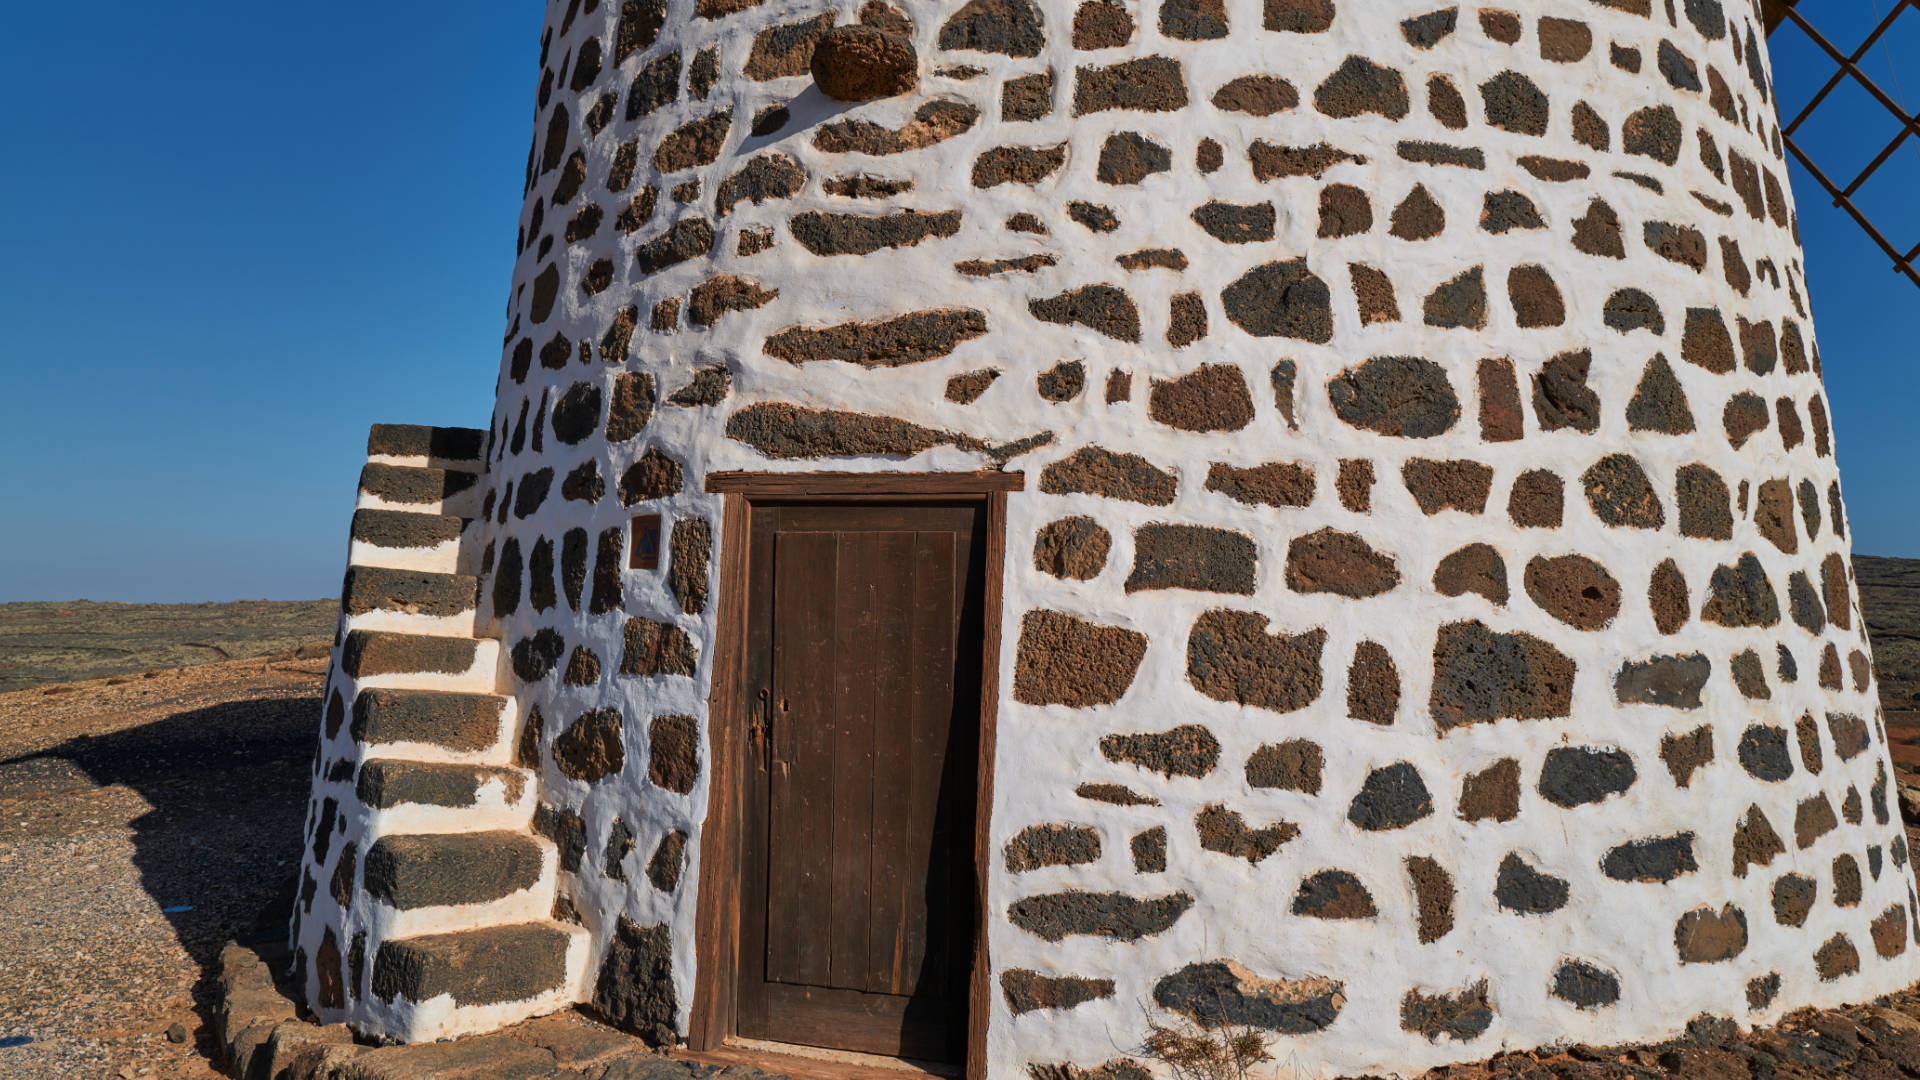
[2,560,1920,1079]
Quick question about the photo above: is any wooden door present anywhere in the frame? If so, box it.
[736,502,984,1060]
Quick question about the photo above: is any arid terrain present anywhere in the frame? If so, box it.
[3,563,1920,1079]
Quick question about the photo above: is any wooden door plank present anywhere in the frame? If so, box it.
[966,491,1008,1080]
[866,530,918,994]
[829,531,878,989]
[691,494,752,1050]
[769,530,837,987]
[905,530,957,993]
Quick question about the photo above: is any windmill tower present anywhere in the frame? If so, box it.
[289,0,1920,1075]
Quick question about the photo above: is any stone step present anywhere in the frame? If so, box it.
[342,566,479,618]
[350,687,510,754]
[357,760,530,811]
[337,630,491,687]
[367,423,486,465]
[369,922,576,1011]
[359,463,480,510]
[363,831,544,911]
[350,508,468,550]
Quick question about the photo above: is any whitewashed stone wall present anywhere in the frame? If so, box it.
[294,0,1920,1073]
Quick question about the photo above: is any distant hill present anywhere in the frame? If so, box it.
[0,599,336,693]
[1857,556,1920,714]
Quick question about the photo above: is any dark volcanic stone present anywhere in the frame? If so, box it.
[1314,55,1409,119]
[791,209,962,256]
[1327,356,1458,438]
[1030,285,1142,342]
[1423,267,1487,329]
[1429,620,1574,730]
[1101,724,1220,778]
[1005,825,1102,873]
[646,830,687,892]
[1347,762,1433,831]
[938,0,1046,56]
[715,153,806,216]
[1187,609,1326,712]
[1701,553,1780,627]
[1402,981,1493,1042]
[1095,132,1171,185]
[363,833,542,911]
[1126,524,1255,595]
[765,309,987,367]
[1220,259,1333,342]
[357,761,522,810]
[1602,834,1697,882]
[593,918,677,1045]
[1073,56,1189,115]
[1623,103,1682,163]
[1292,869,1377,918]
[371,924,572,1011]
[1009,890,1193,942]
[1614,653,1709,708]
[1551,961,1620,1009]
[1538,746,1636,807]
[1603,288,1664,334]
[620,617,696,676]
[1196,804,1297,863]
[1480,70,1547,134]
[1738,725,1794,781]
[972,143,1068,187]
[1131,827,1167,872]
[1193,200,1277,243]
[1040,446,1176,505]
[1402,7,1457,47]
[1532,350,1598,433]
[1774,874,1818,926]
[1205,462,1313,508]
[1495,853,1568,914]
[1583,454,1664,529]
[1676,463,1732,539]
[1153,961,1342,1033]
[351,688,505,753]
[634,218,715,276]
[725,403,960,459]
[810,25,918,102]
[510,627,566,682]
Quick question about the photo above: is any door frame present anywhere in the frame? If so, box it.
[689,470,1020,1080]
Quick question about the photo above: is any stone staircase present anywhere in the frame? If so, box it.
[295,423,588,1043]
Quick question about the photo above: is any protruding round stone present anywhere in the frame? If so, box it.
[810,26,918,101]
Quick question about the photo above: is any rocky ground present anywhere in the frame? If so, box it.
[2,563,1920,1079]
[0,599,337,694]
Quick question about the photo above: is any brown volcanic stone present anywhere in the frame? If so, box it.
[1822,553,1852,630]
[1002,71,1054,120]
[1073,56,1189,114]
[1390,185,1445,239]
[1005,825,1101,872]
[1833,854,1863,906]
[791,209,962,256]
[1434,543,1508,605]
[1285,528,1398,597]
[1034,517,1110,580]
[1773,873,1817,926]
[654,109,733,173]
[1193,200,1276,243]
[554,708,625,783]
[1327,356,1459,438]
[1732,805,1785,877]
[1402,981,1494,1042]
[687,275,777,327]
[814,100,979,155]
[1776,398,1805,451]
[669,519,710,615]
[647,830,687,893]
[1675,463,1732,539]
[1031,284,1142,342]
[1315,55,1408,119]
[621,618,697,676]
[1479,9,1519,41]
[765,309,986,367]
[1247,140,1366,179]
[1871,905,1909,958]
[1427,75,1467,128]
[1508,470,1563,527]
[1072,0,1132,46]
[1623,104,1682,164]
[1816,934,1861,980]
[1336,459,1373,512]
[1347,641,1400,725]
[1540,16,1592,59]
[1015,610,1147,706]
[1127,524,1256,595]
[1507,265,1564,327]
[1186,609,1326,712]
[1096,132,1171,184]
[1265,0,1334,31]
[1659,725,1713,786]
[1722,392,1769,449]
[1221,259,1333,342]
[1102,724,1220,777]
[745,14,833,79]
[1147,363,1255,432]
[646,714,699,793]
[1614,653,1710,708]
[1430,620,1574,730]
[1675,906,1748,964]
[972,143,1068,187]
[1206,461,1313,507]
[1040,446,1176,504]
[1077,783,1156,807]
[1572,197,1625,257]
[563,645,600,686]
[1213,75,1297,115]
[1318,184,1372,237]
[1197,805,1297,863]
[1246,739,1323,793]
[1480,69,1547,134]
[620,448,683,505]
[1402,459,1493,514]
[810,25,918,101]
[1167,292,1208,347]
[1406,857,1455,942]
[939,0,1045,54]
[1681,308,1737,373]
[1459,759,1520,822]
[1131,827,1167,872]
[1350,264,1399,323]
[1161,0,1228,38]
[1571,101,1609,149]
[1582,454,1664,528]
[1478,358,1523,442]
[1424,267,1487,329]
[1754,478,1799,554]
[1292,870,1376,918]
[1524,555,1620,630]
[1000,970,1114,1014]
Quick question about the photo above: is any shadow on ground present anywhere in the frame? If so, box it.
[0,693,318,1061]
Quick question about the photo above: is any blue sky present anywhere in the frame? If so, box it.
[0,1,1914,602]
